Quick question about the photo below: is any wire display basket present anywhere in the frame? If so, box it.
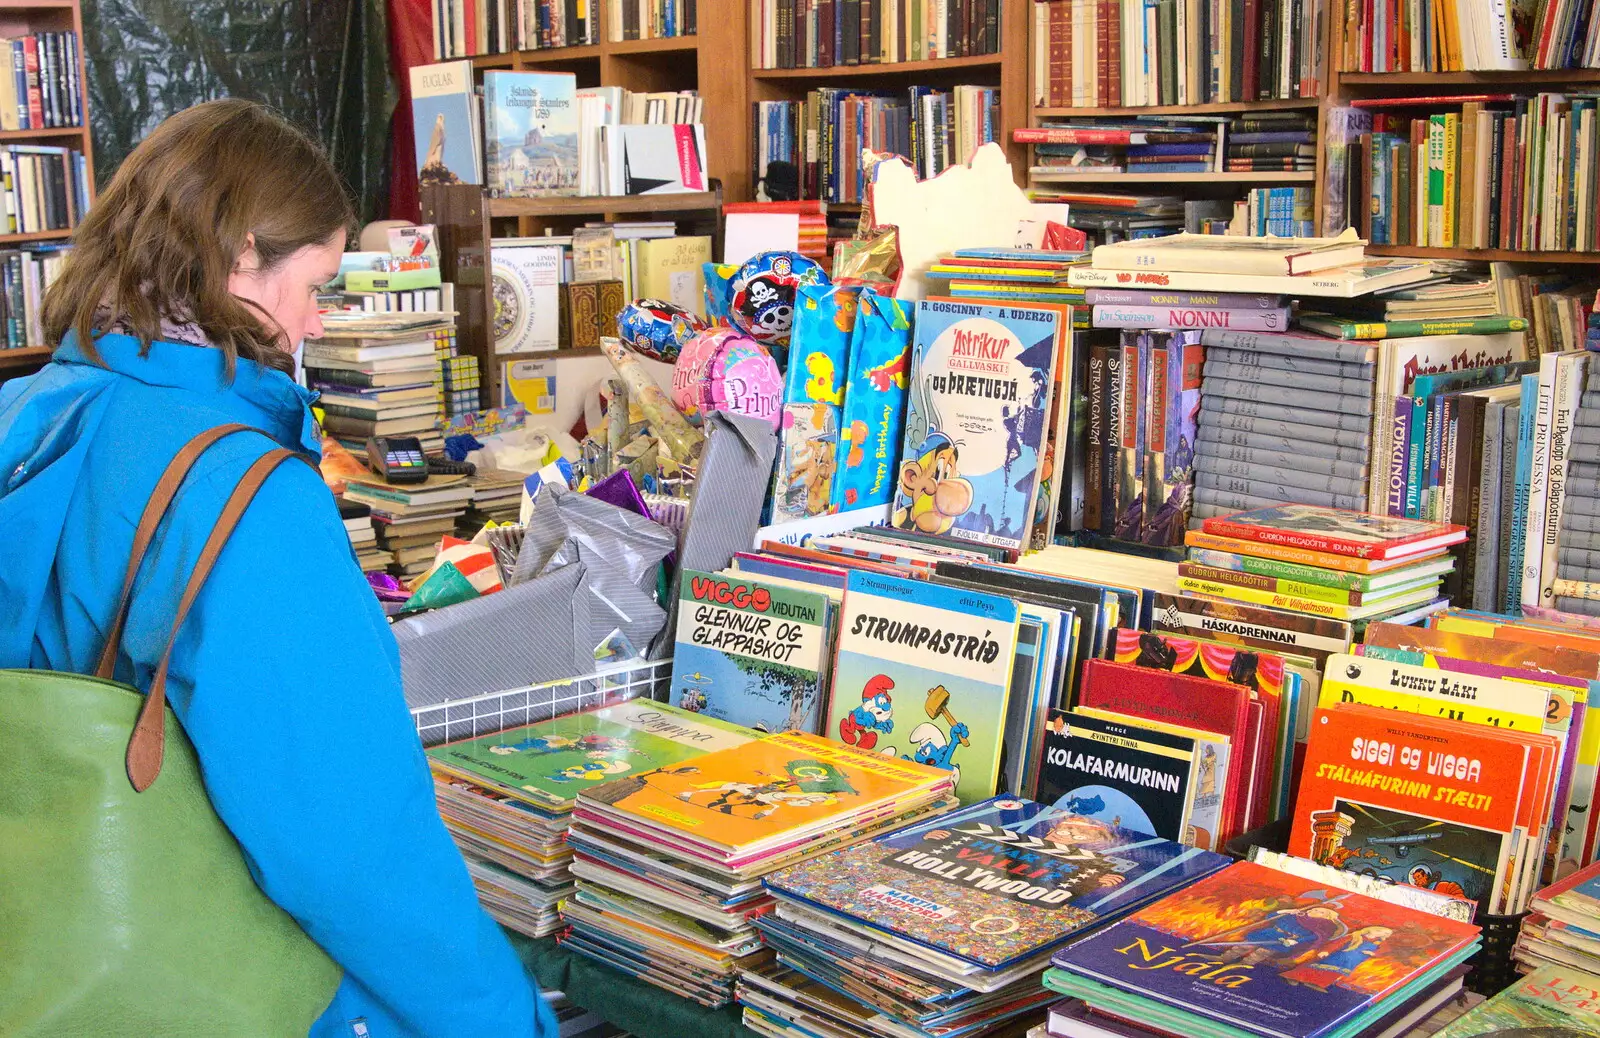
[409,656,673,747]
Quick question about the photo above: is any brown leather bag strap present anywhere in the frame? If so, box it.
[125,448,312,792]
[95,424,260,680]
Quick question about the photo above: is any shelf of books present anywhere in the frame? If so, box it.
[488,191,721,219]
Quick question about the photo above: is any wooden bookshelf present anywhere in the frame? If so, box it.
[488,191,720,219]
[1338,69,1600,87]
[0,345,50,369]
[1032,98,1320,118]
[749,53,1005,80]
[1029,171,1318,184]
[1367,245,1600,264]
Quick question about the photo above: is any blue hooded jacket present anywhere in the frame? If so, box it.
[0,333,556,1038]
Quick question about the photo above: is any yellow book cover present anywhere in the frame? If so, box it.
[578,730,948,855]
[637,235,712,315]
[1176,576,1379,619]
[1317,653,1553,733]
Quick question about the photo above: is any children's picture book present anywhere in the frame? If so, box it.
[1035,710,1197,844]
[831,290,913,512]
[1053,860,1482,1038]
[576,730,950,858]
[827,569,1019,804]
[1201,505,1469,561]
[1432,965,1600,1038]
[426,699,757,811]
[668,569,832,735]
[763,796,1231,970]
[409,60,481,186]
[893,300,1062,554]
[483,71,579,198]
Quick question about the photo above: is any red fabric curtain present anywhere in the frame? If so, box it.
[386,0,434,220]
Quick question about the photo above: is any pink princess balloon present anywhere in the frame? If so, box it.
[670,328,782,429]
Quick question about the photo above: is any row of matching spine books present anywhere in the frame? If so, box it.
[0,31,81,131]
[1341,0,1599,71]
[1022,110,1315,176]
[753,85,997,203]
[606,0,696,40]
[1030,0,1324,109]
[1539,352,1600,617]
[750,0,1000,69]
[1,146,90,236]
[0,244,67,350]
[430,0,602,60]
[1349,94,1600,253]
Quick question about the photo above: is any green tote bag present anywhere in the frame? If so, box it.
[0,424,342,1036]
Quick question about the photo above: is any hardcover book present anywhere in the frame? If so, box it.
[426,699,757,811]
[668,570,832,735]
[762,796,1231,970]
[826,569,1018,804]
[1201,505,1468,560]
[1432,965,1600,1038]
[1051,860,1480,1038]
[892,299,1062,554]
[409,60,481,186]
[491,244,562,353]
[483,71,580,198]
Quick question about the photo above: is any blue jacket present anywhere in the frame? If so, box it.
[0,333,556,1038]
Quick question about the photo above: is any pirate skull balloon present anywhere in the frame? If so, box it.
[615,298,708,363]
[728,251,828,355]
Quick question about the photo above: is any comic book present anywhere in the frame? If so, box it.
[574,730,951,862]
[762,796,1230,971]
[1035,710,1197,845]
[1050,860,1481,1038]
[668,570,833,735]
[826,569,1019,804]
[1289,704,1553,912]
[426,699,757,811]
[1071,706,1231,852]
[1432,965,1600,1038]
[892,299,1062,555]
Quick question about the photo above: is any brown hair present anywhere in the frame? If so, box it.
[43,98,355,375]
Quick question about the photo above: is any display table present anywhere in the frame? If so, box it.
[509,933,756,1038]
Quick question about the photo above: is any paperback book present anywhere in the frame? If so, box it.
[1035,710,1197,844]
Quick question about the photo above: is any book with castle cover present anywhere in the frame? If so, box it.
[763,796,1230,971]
[1050,860,1481,1038]
[483,71,579,198]
[1289,704,1551,912]
[1035,710,1197,845]
[826,569,1018,804]
[574,730,951,862]
[1433,965,1600,1038]
[892,299,1062,555]
[426,699,757,811]
[668,569,832,735]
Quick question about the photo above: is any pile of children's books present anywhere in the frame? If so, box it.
[741,797,1228,1038]
[561,730,956,1008]
[423,700,756,939]
[1523,861,1600,975]
[1179,506,1465,625]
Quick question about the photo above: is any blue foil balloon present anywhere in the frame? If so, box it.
[615,298,709,363]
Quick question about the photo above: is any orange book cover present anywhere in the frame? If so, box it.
[1290,704,1546,909]
[577,730,948,855]
[1184,530,1449,575]
[1367,621,1600,680]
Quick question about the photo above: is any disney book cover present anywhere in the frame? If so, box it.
[762,796,1230,970]
[1053,860,1481,1038]
[892,299,1062,554]
[826,569,1019,804]
[669,569,832,735]
[426,699,756,811]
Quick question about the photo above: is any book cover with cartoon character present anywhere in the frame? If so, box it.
[1432,965,1600,1038]
[1054,860,1481,1038]
[1035,709,1197,845]
[830,289,913,513]
[427,699,756,811]
[575,730,950,856]
[763,796,1230,970]
[669,570,832,735]
[893,300,1061,554]
[827,569,1018,804]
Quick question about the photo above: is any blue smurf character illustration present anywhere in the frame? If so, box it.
[488,733,579,756]
[837,673,895,750]
[548,751,639,783]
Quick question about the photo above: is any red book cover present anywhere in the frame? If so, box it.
[1350,94,1517,107]
[1242,0,1261,101]
[1106,0,1122,107]
[1200,505,1468,560]
[1013,127,1140,145]
[1077,659,1252,842]
[1289,704,1547,909]
[1096,0,1111,106]
[724,200,828,214]
[20,36,41,131]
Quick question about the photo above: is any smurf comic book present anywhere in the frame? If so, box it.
[763,796,1230,970]
[1054,860,1481,1038]
[830,289,913,513]
[770,284,859,523]
[826,570,1018,804]
[893,300,1061,555]
[426,699,756,811]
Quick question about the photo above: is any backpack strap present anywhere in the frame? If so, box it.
[125,447,312,792]
[95,424,259,681]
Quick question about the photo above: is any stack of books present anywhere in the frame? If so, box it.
[1020,119,1223,176]
[924,246,1088,310]
[0,241,68,349]
[306,314,449,454]
[424,700,757,939]
[562,731,955,1008]
[343,475,475,580]
[1430,965,1600,1038]
[724,201,829,261]
[1523,861,1600,974]
[461,469,525,530]
[1044,861,1481,1038]
[740,797,1229,1038]
[1032,189,1186,245]
[1225,109,1316,173]
[1181,506,1465,625]
[338,500,388,574]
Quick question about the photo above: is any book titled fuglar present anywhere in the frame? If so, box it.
[1092,305,1290,331]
